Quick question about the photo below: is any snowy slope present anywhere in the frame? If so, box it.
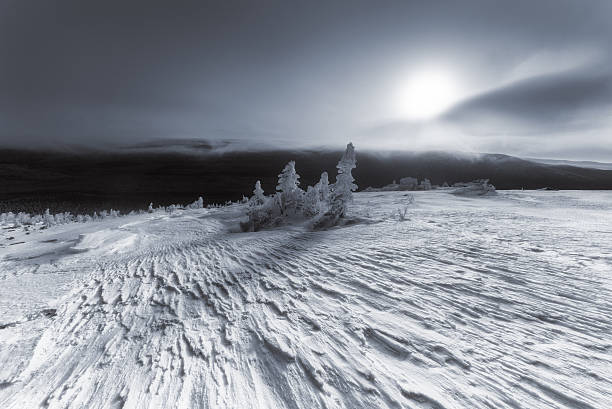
[0,191,611,409]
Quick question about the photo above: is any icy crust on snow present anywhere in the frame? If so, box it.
[1,191,611,409]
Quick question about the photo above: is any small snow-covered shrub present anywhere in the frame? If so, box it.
[241,181,278,231]
[396,206,409,221]
[452,179,497,196]
[399,177,418,190]
[43,209,55,228]
[419,178,432,191]
[187,197,204,209]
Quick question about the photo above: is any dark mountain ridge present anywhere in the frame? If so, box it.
[1,148,611,214]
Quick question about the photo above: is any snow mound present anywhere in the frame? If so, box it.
[451,179,497,196]
[70,229,138,254]
[1,191,611,409]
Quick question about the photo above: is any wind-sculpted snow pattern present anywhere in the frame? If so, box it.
[0,191,611,408]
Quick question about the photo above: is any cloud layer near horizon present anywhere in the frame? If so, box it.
[1,0,611,160]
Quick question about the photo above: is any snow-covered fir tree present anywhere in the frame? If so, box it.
[316,171,330,204]
[303,185,321,217]
[43,209,55,228]
[252,181,265,205]
[329,142,357,217]
[243,180,274,231]
[276,161,303,215]
[188,197,204,209]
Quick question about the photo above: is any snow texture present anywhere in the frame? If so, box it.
[0,190,611,409]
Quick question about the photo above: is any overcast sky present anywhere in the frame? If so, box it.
[1,0,611,160]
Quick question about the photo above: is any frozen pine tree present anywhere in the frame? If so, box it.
[16,212,31,226]
[276,161,303,215]
[188,197,204,209]
[303,185,321,217]
[252,180,265,205]
[43,208,55,228]
[242,180,273,231]
[316,171,330,203]
[420,178,432,190]
[329,142,357,217]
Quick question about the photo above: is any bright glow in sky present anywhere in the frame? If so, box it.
[2,1,612,160]
[394,69,462,120]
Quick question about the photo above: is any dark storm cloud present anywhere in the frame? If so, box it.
[1,0,611,159]
[442,63,612,128]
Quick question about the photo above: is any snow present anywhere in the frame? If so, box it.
[1,190,611,408]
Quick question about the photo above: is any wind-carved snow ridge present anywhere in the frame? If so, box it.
[0,191,611,408]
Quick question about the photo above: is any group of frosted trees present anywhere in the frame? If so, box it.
[1,144,360,233]
[0,197,205,229]
[0,208,123,228]
[242,142,357,231]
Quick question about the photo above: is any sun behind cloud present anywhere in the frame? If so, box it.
[394,68,462,120]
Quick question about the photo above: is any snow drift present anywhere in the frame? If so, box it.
[0,190,610,409]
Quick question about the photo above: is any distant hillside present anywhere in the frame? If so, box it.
[525,157,612,171]
[1,148,612,213]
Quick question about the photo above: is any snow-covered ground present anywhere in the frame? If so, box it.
[1,190,611,409]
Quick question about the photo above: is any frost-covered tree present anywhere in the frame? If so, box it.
[252,181,265,205]
[276,161,303,215]
[420,178,432,191]
[303,185,321,217]
[5,212,15,224]
[16,212,31,226]
[316,171,330,203]
[329,143,357,218]
[399,177,418,190]
[188,197,204,209]
[148,203,154,213]
[243,180,275,231]
[43,209,55,228]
